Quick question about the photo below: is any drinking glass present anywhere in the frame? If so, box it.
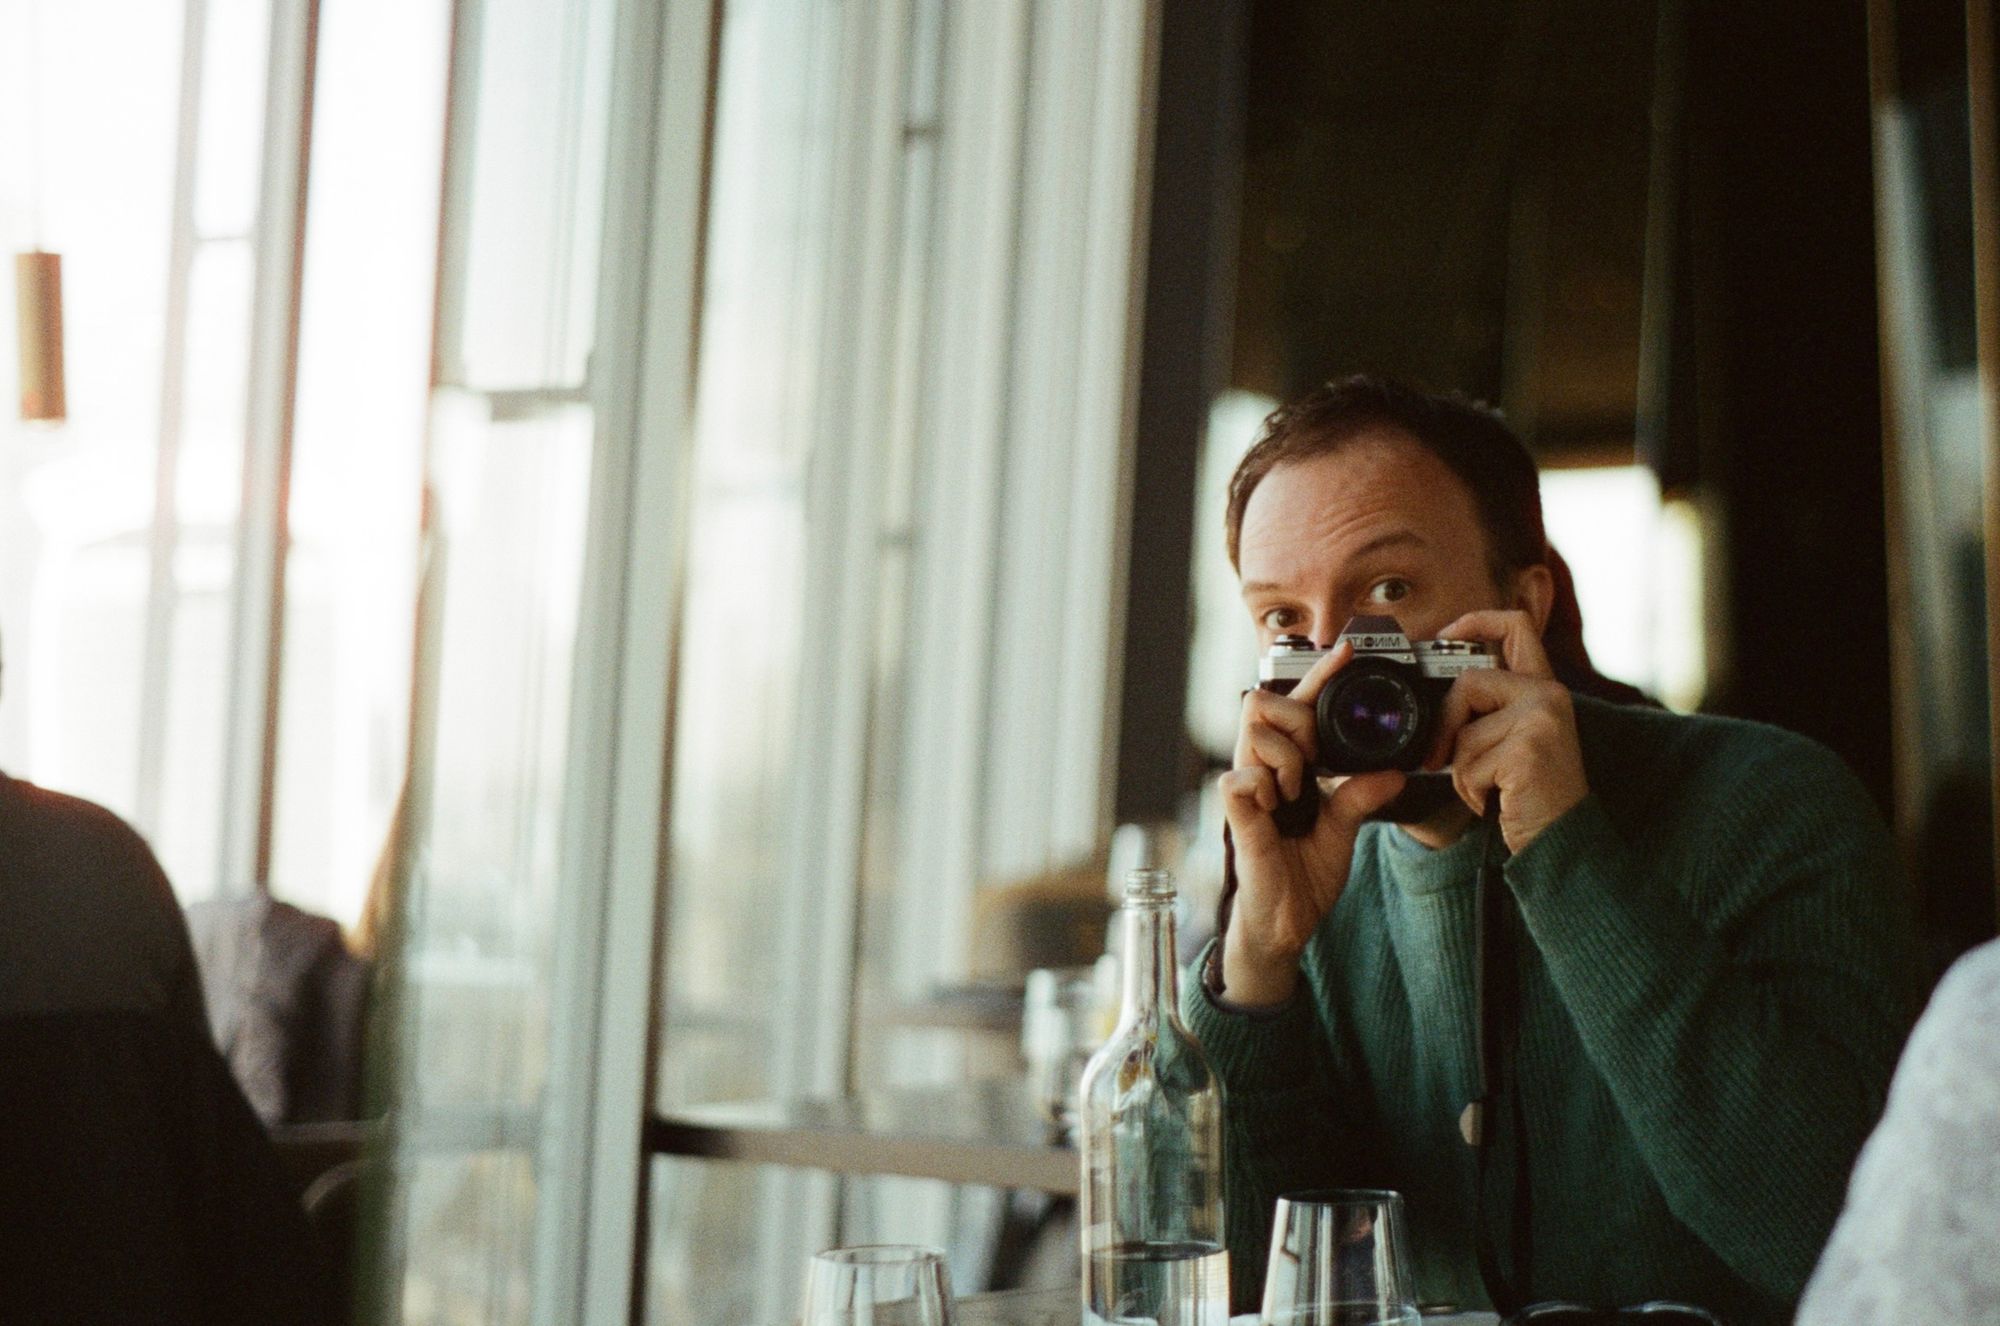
[1512,1304,1724,1325]
[1259,1189,1419,1326]
[1022,965,1108,1130]
[801,1245,956,1326]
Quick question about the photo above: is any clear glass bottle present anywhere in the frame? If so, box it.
[1079,867,1228,1326]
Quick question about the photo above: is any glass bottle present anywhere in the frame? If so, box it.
[1079,867,1228,1326]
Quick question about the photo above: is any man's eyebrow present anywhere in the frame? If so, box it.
[1239,531,1429,597]
[1351,530,1428,557]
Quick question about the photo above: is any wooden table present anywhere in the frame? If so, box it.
[953,1287,1073,1325]
[650,1076,1079,1194]
[655,1084,1502,1326]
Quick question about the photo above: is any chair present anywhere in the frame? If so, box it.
[0,1008,337,1324]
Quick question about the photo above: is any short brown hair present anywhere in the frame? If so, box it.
[1226,373,1650,706]
[1225,374,1543,584]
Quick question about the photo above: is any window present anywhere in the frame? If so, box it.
[646,1,1153,1319]
[0,0,439,929]
[269,0,449,928]
[358,0,622,1318]
[0,0,207,873]
[1540,464,1706,712]
[356,0,1157,1322]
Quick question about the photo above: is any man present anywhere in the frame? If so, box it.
[0,635,332,1324]
[1184,376,1918,1323]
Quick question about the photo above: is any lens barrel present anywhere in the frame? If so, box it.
[1315,659,1428,771]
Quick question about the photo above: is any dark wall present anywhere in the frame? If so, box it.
[1232,1,1658,453]
[1683,0,1895,810]
[1113,0,1245,825]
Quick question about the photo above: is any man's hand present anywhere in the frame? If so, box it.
[1429,608,1589,854]
[1221,641,1407,1007]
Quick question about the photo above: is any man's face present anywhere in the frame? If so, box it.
[1236,430,1510,649]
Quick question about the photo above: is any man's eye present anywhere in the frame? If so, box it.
[1259,606,1300,631]
[1366,578,1411,604]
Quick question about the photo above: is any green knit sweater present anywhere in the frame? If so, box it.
[1183,695,1921,1324]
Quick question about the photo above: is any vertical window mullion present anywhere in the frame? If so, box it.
[216,0,318,897]
[747,2,922,1311]
[135,0,212,843]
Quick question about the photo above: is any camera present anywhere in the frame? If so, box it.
[1258,615,1498,834]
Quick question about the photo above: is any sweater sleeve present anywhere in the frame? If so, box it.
[1182,941,1375,1311]
[1504,743,1919,1305]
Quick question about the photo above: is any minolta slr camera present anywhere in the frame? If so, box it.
[1258,614,1498,834]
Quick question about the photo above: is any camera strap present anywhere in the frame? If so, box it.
[1467,797,1533,1316]
[1213,790,1536,1316]
[1210,824,1238,988]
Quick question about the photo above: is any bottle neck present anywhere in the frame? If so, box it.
[1119,898,1180,1024]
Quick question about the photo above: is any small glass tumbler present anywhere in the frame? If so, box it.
[1260,1189,1419,1326]
[801,1245,956,1326]
[1022,965,1105,1131]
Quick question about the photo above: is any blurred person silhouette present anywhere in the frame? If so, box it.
[0,629,332,1324]
[1795,936,2000,1325]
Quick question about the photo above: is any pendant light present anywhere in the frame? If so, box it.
[14,0,64,425]
[15,250,64,423]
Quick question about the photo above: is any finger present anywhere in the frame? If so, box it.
[1221,765,1282,819]
[1440,709,1513,776]
[1239,721,1309,800]
[1321,768,1408,834]
[1220,766,1283,853]
[1428,668,1541,769]
[1451,737,1505,818]
[1289,639,1355,707]
[1449,703,1563,816]
[1237,687,1321,768]
[1435,608,1554,679]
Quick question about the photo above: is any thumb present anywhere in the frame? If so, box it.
[1322,769,1408,833]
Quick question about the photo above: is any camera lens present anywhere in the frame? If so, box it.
[1322,669,1423,767]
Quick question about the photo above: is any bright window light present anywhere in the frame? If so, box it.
[1540,465,1707,712]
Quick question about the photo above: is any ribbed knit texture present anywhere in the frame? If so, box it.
[1182,695,1921,1324]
